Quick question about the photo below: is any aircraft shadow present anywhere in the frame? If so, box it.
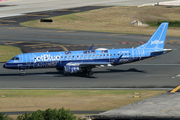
[0,73,23,76]
[96,68,146,74]
[55,68,146,78]
[0,68,146,78]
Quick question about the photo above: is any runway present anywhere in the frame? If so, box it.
[0,5,180,89]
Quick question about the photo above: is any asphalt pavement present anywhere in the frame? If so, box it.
[0,25,180,89]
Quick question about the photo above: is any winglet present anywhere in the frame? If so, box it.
[89,44,94,50]
[111,54,123,65]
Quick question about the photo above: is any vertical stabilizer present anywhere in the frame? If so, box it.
[137,22,168,49]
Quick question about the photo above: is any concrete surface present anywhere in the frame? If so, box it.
[0,0,175,18]
[99,92,180,116]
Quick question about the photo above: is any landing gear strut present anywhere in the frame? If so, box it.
[20,69,25,76]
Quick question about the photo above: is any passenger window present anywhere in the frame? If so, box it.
[81,55,83,57]
[114,54,116,56]
[97,55,98,57]
[77,56,79,58]
[125,53,127,55]
[103,54,105,56]
[110,54,112,56]
[34,58,36,60]
[107,54,109,56]
[65,56,67,58]
[118,54,119,56]
[61,56,63,58]
[129,53,131,55]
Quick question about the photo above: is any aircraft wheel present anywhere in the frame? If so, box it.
[21,73,25,76]
[20,69,25,76]
[87,70,93,76]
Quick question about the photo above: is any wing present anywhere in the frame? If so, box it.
[66,62,112,68]
[65,54,123,68]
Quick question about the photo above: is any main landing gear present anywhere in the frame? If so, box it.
[82,68,94,76]
[20,69,25,76]
[86,70,94,76]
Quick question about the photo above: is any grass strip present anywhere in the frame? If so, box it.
[147,21,180,27]
[20,6,180,36]
[0,90,166,112]
[0,45,22,62]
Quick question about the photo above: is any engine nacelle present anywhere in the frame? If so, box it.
[64,65,81,74]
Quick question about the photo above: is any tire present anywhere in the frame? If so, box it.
[87,70,93,76]
[21,73,25,76]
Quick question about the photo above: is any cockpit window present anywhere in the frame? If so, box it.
[15,57,19,60]
[11,57,19,60]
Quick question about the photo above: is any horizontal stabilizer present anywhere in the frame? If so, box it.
[151,49,172,54]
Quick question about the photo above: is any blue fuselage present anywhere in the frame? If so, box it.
[3,48,155,70]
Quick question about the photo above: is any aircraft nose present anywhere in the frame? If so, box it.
[3,63,6,68]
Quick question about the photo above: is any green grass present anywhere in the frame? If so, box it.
[147,21,180,27]
[0,90,166,112]
[19,6,180,37]
[0,45,22,62]
[52,14,86,21]
[0,90,166,97]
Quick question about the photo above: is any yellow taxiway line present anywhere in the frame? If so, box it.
[170,85,180,93]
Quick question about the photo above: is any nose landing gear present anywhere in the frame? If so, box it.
[20,69,25,76]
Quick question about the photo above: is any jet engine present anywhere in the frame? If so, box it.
[64,65,81,74]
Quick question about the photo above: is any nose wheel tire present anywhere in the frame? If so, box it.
[20,69,25,76]
[21,73,25,76]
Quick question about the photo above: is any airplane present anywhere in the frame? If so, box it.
[3,22,172,76]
